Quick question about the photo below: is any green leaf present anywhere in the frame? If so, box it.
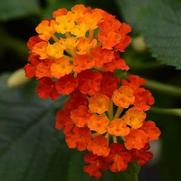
[118,0,181,69]
[68,151,140,181]
[0,74,70,181]
[68,151,94,181]
[0,0,40,21]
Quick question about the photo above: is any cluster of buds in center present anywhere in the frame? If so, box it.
[24,4,161,179]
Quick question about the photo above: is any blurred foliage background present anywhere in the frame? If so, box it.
[0,0,181,181]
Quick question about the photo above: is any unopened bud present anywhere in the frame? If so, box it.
[7,68,29,88]
[132,36,147,52]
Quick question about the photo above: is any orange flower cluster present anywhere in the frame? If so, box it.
[55,73,160,178]
[24,4,161,179]
[25,4,130,84]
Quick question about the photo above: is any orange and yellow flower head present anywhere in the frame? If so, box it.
[24,4,160,179]
[25,4,131,82]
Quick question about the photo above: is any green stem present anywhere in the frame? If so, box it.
[145,79,181,97]
[150,107,181,117]
[114,108,123,119]
[107,101,113,120]
[115,72,181,97]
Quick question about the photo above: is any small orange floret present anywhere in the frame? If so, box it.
[55,109,72,131]
[141,121,161,141]
[87,135,110,156]
[77,38,97,55]
[107,119,130,137]
[77,70,102,96]
[107,144,132,172]
[64,91,87,112]
[70,105,91,127]
[91,48,114,67]
[35,20,55,41]
[46,42,64,59]
[124,129,149,150]
[52,8,68,18]
[99,72,119,97]
[123,107,146,129]
[36,77,59,100]
[65,127,92,151]
[112,86,135,108]
[55,74,78,95]
[84,153,106,179]
[24,64,36,78]
[35,60,51,78]
[73,54,95,73]
[134,88,155,111]
[131,145,153,166]
[103,57,129,72]
[27,35,42,49]
[50,57,73,78]
[87,114,109,134]
[121,74,146,89]
[89,94,110,114]
[32,41,48,59]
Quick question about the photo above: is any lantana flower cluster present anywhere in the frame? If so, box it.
[24,4,161,179]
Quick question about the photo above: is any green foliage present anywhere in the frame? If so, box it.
[0,75,70,181]
[118,0,181,69]
[0,0,40,21]
[149,91,181,181]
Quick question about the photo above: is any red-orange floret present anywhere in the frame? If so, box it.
[87,135,110,156]
[77,70,102,95]
[124,129,149,150]
[121,75,154,110]
[70,105,91,127]
[91,48,114,67]
[27,35,42,50]
[88,93,110,114]
[103,55,129,72]
[99,72,119,97]
[141,121,161,141]
[64,91,88,112]
[52,8,68,18]
[107,119,130,137]
[55,109,73,132]
[112,86,135,108]
[84,153,108,179]
[65,127,92,151]
[123,107,146,129]
[107,144,132,172]
[134,88,155,111]
[98,12,131,50]
[56,74,78,95]
[121,74,146,90]
[131,144,153,166]
[73,55,95,73]
[36,77,59,100]
[24,64,36,78]
[87,114,109,134]
[35,60,52,78]
[25,54,45,79]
